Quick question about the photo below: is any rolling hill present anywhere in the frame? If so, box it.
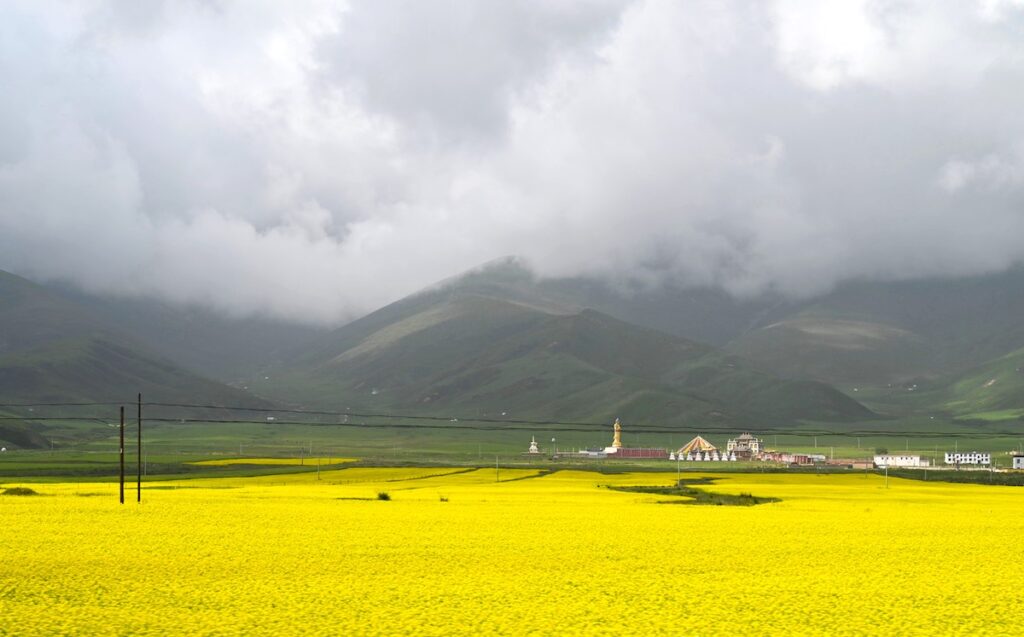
[58,288,325,383]
[28,257,1024,426]
[726,316,935,385]
[0,270,269,419]
[941,347,1024,420]
[452,260,1024,391]
[722,270,1024,387]
[262,270,873,427]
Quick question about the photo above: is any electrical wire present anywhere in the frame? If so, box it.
[1,400,1021,439]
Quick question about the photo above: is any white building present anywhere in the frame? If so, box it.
[1012,455,1023,470]
[874,454,930,468]
[726,432,763,457]
[944,452,991,466]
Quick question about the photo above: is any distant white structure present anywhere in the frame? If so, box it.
[944,452,991,466]
[677,445,736,462]
[528,437,540,454]
[726,433,763,458]
[874,454,930,468]
[1012,455,1023,470]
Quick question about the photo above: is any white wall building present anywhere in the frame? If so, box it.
[726,433,763,457]
[944,452,991,466]
[874,454,930,468]
[1013,455,1024,470]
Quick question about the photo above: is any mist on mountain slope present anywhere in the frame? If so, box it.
[2,2,1024,325]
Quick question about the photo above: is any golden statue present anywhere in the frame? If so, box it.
[612,418,622,448]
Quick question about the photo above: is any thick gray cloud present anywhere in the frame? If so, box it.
[2,0,1024,324]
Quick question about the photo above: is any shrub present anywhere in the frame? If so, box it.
[376,492,391,501]
[2,487,39,496]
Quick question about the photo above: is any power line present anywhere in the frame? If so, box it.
[2,400,1022,439]
[139,417,1023,439]
[146,401,611,427]
[0,416,112,424]
[95,402,1024,437]
[0,401,123,408]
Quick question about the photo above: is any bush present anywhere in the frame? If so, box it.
[2,487,39,496]
[376,492,391,501]
[439,496,449,502]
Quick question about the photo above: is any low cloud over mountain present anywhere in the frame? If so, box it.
[3,1,1024,325]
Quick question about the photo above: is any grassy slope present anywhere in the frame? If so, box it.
[0,336,265,405]
[0,270,107,354]
[0,418,49,449]
[59,287,324,382]
[727,317,935,385]
[725,269,1024,387]
[943,347,1024,420]
[0,270,271,421]
[264,290,872,427]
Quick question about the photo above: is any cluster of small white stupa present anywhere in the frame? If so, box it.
[669,451,737,462]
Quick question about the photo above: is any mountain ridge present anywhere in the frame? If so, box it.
[0,270,271,418]
[261,274,873,426]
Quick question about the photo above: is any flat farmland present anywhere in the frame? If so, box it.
[2,468,1023,635]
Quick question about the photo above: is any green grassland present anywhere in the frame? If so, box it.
[3,409,1022,482]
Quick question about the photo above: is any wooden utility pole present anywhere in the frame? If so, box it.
[137,393,142,503]
[119,406,125,504]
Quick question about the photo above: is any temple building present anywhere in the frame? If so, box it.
[676,436,735,461]
[727,432,763,459]
[677,435,716,457]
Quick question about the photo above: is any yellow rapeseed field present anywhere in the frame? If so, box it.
[3,468,1024,635]
[187,457,357,466]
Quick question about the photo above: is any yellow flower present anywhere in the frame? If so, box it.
[1,469,1022,635]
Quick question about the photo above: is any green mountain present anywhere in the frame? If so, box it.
[723,270,1024,386]
[0,270,267,416]
[941,347,1024,420]
[263,269,873,426]
[461,260,1024,391]
[57,288,324,383]
[24,257,1024,427]
[727,316,935,385]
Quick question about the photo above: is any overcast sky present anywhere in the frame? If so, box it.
[2,0,1024,325]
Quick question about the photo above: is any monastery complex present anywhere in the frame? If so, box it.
[525,419,1024,470]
